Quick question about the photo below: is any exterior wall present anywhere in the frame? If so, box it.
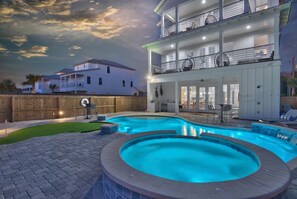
[148,61,281,120]
[61,67,135,95]
[35,79,60,93]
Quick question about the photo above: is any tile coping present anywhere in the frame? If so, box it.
[101,131,291,199]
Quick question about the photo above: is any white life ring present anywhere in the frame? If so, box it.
[80,98,89,107]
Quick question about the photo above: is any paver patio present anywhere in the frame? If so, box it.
[0,113,297,199]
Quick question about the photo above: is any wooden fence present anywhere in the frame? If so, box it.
[0,94,147,122]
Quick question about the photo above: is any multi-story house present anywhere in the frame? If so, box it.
[60,59,136,95]
[34,68,73,93]
[143,0,291,120]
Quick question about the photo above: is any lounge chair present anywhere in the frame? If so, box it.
[281,104,294,113]
[280,109,297,121]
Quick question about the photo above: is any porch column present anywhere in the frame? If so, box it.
[148,49,152,75]
[175,41,179,71]
[219,0,224,21]
[273,13,280,60]
[175,81,179,114]
[219,30,224,67]
[217,77,223,106]
[175,5,179,33]
[244,0,250,13]
[161,13,165,37]
[74,73,77,94]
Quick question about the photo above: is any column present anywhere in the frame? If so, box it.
[148,49,152,74]
[244,0,250,13]
[219,30,224,67]
[274,13,280,60]
[217,77,223,105]
[175,41,179,71]
[161,13,165,37]
[175,5,179,33]
[74,73,77,94]
[219,0,224,21]
[175,81,179,114]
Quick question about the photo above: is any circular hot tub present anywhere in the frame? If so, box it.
[121,135,259,183]
[101,131,291,199]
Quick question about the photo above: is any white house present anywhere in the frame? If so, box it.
[60,59,136,95]
[34,68,73,93]
[143,0,291,120]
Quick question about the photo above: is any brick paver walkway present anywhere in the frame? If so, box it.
[0,132,124,199]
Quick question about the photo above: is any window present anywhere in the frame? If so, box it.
[99,78,102,85]
[87,76,91,84]
[130,81,133,88]
[107,66,110,74]
[122,80,125,87]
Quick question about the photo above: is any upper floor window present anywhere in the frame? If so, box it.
[99,78,102,85]
[87,76,91,84]
[122,80,125,87]
[107,66,110,74]
[130,81,133,88]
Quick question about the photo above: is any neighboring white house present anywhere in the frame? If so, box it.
[143,0,291,120]
[34,68,74,93]
[60,59,136,95]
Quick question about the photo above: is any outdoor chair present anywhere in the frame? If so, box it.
[222,104,232,125]
[281,104,294,113]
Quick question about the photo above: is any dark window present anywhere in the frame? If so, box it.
[122,80,125,87]
[87,76,91,84]
[107,66,110,74]
[130,81,133,88]
[99,78,102,85]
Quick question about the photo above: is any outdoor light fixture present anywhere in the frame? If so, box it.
[202,36,206,40]
[202,0,206,4]
[246,25,251,30]
[170,44,174,48]
[59,111,64,116]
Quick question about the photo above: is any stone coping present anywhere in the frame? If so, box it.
[101,131,291,199]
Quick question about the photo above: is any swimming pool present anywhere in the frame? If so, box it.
[107,115,297,162]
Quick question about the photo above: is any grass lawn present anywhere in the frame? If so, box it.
[0,122,103,145]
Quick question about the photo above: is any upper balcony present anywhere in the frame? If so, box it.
[161,0,279,38]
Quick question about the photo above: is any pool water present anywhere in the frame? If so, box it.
[107,116,297,162]
[121,136,259,183]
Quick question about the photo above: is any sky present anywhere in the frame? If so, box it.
[0,0,160,89]
[0,0,297,90]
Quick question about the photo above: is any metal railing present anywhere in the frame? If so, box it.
[61,81,85,89]
[152,44,274,75]
[162,0,279,38]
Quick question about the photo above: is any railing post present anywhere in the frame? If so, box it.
[219,0,224,21]
[175,42,179,71]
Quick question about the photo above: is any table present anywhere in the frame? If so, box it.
[217,104,228,123]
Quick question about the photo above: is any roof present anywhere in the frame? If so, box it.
[74,59,135,71]
[55,68,74,75]
[41,75,60,80]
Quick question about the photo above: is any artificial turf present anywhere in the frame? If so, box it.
[0,122,103,145]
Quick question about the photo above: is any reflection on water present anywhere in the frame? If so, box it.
[107,116,297,162]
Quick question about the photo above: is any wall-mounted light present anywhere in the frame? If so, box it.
[170,44,174,48]
[202,0,206,4]
[257,85,261,89]
[202,36,206,40]
[246,25,251,30]
[59,111,64,116]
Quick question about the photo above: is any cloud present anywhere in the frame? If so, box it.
[9,35,28,46]
[69,45,81,50]
[16,45,48,58]
[69,53,75,56]
[0,46,8,53]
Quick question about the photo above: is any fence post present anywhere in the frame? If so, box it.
[114,97,117,113]
[11,96,15,122]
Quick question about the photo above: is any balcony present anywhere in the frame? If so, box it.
[151,44,274,75]
[61,81,85,89]
[161,0,279,38]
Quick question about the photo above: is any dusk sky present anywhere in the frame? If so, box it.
[0,0,160,89]
[0,0,297,90]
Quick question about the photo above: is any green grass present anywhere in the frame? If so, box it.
[0,122,103,145]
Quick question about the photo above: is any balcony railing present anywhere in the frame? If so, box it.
[152,44,274,75]
[61,81,85,89]
[162,0,278,38]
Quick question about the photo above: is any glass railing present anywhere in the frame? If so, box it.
[161,0,279,38]
[152,44,274,75]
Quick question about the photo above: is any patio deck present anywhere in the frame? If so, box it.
[0,112,296,198]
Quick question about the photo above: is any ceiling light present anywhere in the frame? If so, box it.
[202,0,206,4]
[246,25,251,30]
[170,44,174,48]
[202,36,206,40]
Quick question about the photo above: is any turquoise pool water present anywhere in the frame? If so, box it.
[107,116,297,162]
[121,136,259,183]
